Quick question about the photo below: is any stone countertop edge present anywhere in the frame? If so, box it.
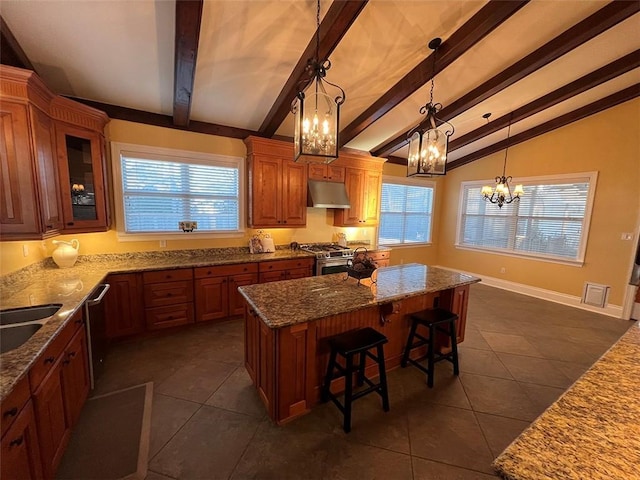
[239,264,481,329]
[492,323,640,480]
[0,247,316,402]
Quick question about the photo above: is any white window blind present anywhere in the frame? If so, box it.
[118,151,242,234]
[458,173,596,263]
[378,178,434,245]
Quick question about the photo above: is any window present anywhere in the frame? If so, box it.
[457,172,597,264]
[378,176,434,246]
[111,142,244,237]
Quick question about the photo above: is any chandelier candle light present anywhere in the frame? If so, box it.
[291,0,345,164]
[481,113,524,208]
[407,37,454,177]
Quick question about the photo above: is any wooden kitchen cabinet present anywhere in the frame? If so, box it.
[332,152,385,227]
[369,250,390,268]
[1,400,43,480]
[61,327,90,427]
[143,268,194,330]
[308,164,345,182]
[333,167,381,226]
[195,263,259,321]
[54,121,109,232]
[258,258,314,283]
[104,272,145,339]
[0,99,63,240]
[32,357,70,479]
[0,65,109,240]
[245,136,307,228]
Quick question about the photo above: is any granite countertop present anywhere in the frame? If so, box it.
[0,247,314,401]
[493,324,640,480]
[238,263,480,328]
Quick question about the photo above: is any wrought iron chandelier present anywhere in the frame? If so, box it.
[481,113,524,208]
[291,0,345,164]
[407,38,454,177]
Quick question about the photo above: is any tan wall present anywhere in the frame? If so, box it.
[0,120,376,276]
[438,99,640,306]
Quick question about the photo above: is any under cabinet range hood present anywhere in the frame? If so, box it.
[307,180,351,209]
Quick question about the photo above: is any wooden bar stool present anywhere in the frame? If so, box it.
[321,327,390,433]
[401,308,459,388]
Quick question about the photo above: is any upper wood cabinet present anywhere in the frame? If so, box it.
[0,81,63,239]
[53,118,109,232]
[245,136,307,228]
[0,65,109,240]
[308,163,345,183]
[333,153,385,227]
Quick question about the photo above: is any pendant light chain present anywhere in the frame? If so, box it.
[315,0,320,62]
[502,114,512,177]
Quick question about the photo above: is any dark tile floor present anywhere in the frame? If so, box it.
[93,284,634,480]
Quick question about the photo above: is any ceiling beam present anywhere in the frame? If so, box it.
[0,16,35,71]
[173,0,204,127]
[67,97,260,139]
[338,0,529,148]
[447,84,640,170]
[259,0,368,137]
[449,49,640,152]
[372,0,640,158]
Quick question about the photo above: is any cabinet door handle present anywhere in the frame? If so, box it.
[222,279,227,283]
[67,222,75,226]
[167,293,172,297]
[44,356,55,364]
[46,224,53,229]
[166,275,172,279]
[9,436,23,447]
[62,359,71,365]
[167,316,174,320]
[3,407,18,418]
[68,351,77,358]
[207,271,212,275]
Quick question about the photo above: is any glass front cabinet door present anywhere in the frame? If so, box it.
[55,124,110,232]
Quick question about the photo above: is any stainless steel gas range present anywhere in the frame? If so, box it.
[300,243,354,276]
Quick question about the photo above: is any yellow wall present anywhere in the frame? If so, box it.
[438,99,640,305]
[3,102,638,308]
[0,120,377,275]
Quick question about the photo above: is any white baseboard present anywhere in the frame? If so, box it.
[435,265,624,319]
[632,303,640,321]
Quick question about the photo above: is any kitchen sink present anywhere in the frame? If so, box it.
[0,304,62,326]
[0,323,43,354]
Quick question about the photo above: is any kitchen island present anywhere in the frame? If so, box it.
[238,263,480,424]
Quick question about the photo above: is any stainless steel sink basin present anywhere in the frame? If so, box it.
[0,324,43,354]
[0,304,62,326]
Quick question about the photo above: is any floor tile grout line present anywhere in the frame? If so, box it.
[148,402,206,466]
[226,416,266,480]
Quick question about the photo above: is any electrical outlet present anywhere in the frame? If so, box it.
[500,267,506,274]
[621,233,633,240]
[159,240,167,248]
[23,244,29,257]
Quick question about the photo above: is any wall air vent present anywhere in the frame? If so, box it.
[581,282,610,308]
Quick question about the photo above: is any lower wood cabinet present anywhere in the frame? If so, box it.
[32,356,70,479]
[194,263,259,322]
[61,327,90,427]
[104,272,144,339]
[0,400,43,480]
[258,258,314,283]
[369,250,390,268]
[143,268,194,330]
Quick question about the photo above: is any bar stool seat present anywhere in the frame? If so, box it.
[321,327,390,433]
[401,308,459,388]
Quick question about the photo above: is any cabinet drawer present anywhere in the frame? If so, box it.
[194,263,258,279]
[0,375,30,438]
[144,280,194,307]
[259,258,313,273]
[28,309,82,390]
[145,304,194,330]
[143,268,193,284]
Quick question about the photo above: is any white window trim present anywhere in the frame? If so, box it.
[111,141,246,241]
[378,175,436,247]
[455,171,598,265]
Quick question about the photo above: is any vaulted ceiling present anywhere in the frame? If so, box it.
[2,0,639,170]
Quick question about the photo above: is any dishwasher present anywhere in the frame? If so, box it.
[84,283,110,389]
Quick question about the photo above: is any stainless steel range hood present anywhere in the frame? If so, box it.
[307,180,351,209]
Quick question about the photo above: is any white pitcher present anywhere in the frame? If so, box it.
[52,239,80,268]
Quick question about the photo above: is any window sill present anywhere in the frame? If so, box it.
[378,242,432,249]
[117,230,246,242]
[454,244,584,267]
